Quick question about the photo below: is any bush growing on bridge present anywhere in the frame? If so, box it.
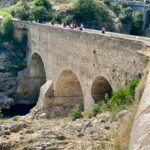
[69,104,82,121]
[93,78,139,115]
[1,16,14,41]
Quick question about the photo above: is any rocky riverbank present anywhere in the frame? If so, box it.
[0,105,137,150]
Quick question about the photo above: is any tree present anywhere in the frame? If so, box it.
[74,0,98,27]
[31,6,50,23]
[130,11,142,35]
[15,0,30,20]
[119,7,133,27]
[33,0,52,10]
[73,0,114,30]
[120,6,142,35]
[31,0,52,23]
[1,16,14,41]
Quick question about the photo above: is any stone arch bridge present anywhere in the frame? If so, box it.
[14,21,150,116]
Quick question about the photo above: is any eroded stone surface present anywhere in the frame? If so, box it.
[129,70,150,150]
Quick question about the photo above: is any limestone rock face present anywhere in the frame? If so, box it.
[0,93,14,109]
[129,70,150,150]
[36,80,54,108]
[0,0,17,8]
[13,69,44,105]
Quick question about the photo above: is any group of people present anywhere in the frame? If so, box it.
[50,21,84,31]
[62,22,84,31]
[50,21,106,33]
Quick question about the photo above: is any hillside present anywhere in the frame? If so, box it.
[0,0,142,34]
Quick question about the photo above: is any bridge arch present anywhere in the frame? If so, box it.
[91,76,112,103]
[30,52,46,79]
[55,70,84,110]
[29,52,46,103]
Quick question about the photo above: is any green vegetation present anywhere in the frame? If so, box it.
[73,0,114,30]
[103,0,111,6]
[0,13,27,77]
[13,0,30,21]
[0,0,143,34]
[11,0,52,23]
[69,104,82,121]
[1,16,14,41]
[119,6,142,35]
[131,11,143,35]
[93,78,139,116]
[31,0,52,22]
[0,8,12,18]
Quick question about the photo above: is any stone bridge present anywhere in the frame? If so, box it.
[13,21,149,115]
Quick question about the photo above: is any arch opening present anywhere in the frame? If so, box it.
[55,70,84,115]
[2,53,46,117]
[145,10,150,30]
[91,76,112,103]
[27,53,46,109]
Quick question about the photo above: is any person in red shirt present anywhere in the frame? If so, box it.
[73,23,77,29]
[63,22,67,28]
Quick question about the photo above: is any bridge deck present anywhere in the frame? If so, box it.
[26,21,150,46]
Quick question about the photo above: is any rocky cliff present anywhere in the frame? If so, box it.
[0,29,43,117]
[0,0,17,8]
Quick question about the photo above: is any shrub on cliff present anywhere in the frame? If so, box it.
[69,104,82,121]
[1,16,14,41]
[13,0,30,21]
[93,78,139,114]
[103,0,111,6]
[130,11,143,35]
[119,6,142,35]
[30,0,52,23]
[73,0,114,30]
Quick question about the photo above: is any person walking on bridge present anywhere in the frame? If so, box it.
[79,23,84,31]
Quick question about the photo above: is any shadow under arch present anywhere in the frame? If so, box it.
[25,53,47,109]
[55,69,84,111]
[30,52,46,79]
[29,52,46,101]
[91,76,112,103]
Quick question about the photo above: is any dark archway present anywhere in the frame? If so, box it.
[55,70,84,113]
[145,10,150,29]
[2,53,46,117]
[28,53,46,105]
[91,76,112,103]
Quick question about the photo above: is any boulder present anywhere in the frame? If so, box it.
[114,110,128,121]
[36,80,54,109]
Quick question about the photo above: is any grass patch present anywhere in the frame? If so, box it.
[68,104,82,121]
[93,78,139,115]
[111,102,139,150]
[0,8,12,18]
